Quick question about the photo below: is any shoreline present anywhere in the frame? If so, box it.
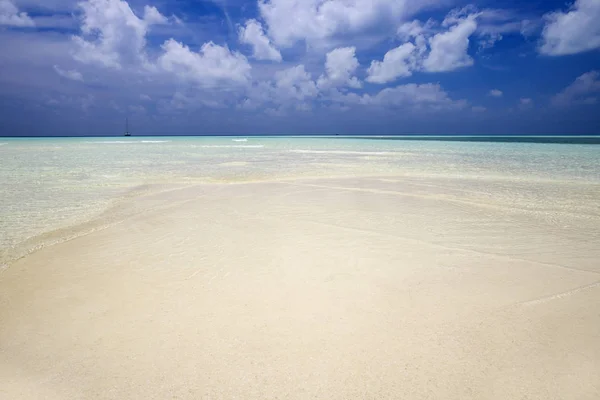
[2,136,599,270]
[3,172,600,271]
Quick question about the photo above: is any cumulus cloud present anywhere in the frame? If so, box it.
[239,19,282,62]
[247,48,373,112]
[274,65,319,101]
[53,65,84,81]
[143,5,169,25]
[489,89,503,97]
[475,8,527,49]
[366,43,418,84]
[552,71,600,106]
[158,39,251,87]
[366,9,479,84]
[423,13,478,72]
[241,65,319,112]
[366,83,467,110]
[59,0,480,114]
[540,0,600,56]
[317,47,361,89]
[72,0,166,68]
[72,0,251,88]
[396,19,435,40]
[258,0,443,47]
[0,0,34,27]
[331,82,466,111]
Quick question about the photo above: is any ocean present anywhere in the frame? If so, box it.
[1,136,599,267]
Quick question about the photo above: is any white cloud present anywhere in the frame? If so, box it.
[241,65,318,112]
[328,89,365,105]
[520,19,540,37]
[476,8,526,47]
[239,81,273,111]
[366,42,422,84]
[143,5,168,25]
[432,8,526,53]
[478,33,502,50]
[239,19,282,62]
[366,9,479,83]
[53,65,84,81]
[489,89,503,97]
[0,0,34,27]
[540,0,600,56]
[258,0,443,48]
[274,65,318,101]
[472,106,486,112]
[552,70,600,106]
[23,1,494,116]
[72,0,250,88]
[317,46,361,89]
[396,19,435,40]
[423,13,478,72]
[332,82,466,111]
[158,39,251,87]
[73,0,170,69]
[365,83,467,110]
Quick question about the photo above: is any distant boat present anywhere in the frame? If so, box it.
[124,117,131,136]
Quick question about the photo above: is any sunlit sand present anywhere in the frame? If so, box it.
[1,173,599,399]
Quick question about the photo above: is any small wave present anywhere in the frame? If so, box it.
[85,141,131,144]
[232,138,248,142]
[0,143,7,146]
[85,140,171,144]
[199,145,264,149]
[289,149,395,156]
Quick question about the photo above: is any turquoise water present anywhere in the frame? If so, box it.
[1,136,599,265]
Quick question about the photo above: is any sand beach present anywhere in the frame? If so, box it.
[1,138,599,399]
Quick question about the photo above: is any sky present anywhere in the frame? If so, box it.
[0,0,599,136]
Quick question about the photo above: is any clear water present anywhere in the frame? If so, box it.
[1,136,599,266]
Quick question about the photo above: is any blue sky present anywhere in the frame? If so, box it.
[0,0,599,135]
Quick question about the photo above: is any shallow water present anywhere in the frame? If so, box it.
[1,136,599,266]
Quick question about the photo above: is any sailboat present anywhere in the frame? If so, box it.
[124,117,131,136]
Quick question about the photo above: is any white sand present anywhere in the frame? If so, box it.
[1,177,599,399]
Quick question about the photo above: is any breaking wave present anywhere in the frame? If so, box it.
[289,149,396,156]
[85,140,171,144]
[198,145,264,149]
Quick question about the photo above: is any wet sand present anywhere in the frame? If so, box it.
[1,176,599,399]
